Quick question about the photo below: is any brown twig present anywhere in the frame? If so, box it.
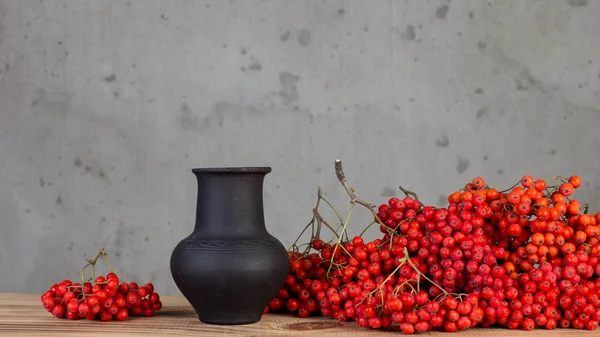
[313,207,341,240]
[335,159,386,226]
[399,185,420,201]
[499,180,520,193]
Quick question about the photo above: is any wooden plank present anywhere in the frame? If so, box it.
[0,293,592,336]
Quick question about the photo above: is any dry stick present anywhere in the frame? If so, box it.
[102,251,119,278]
[288,221,314,253]
[354,261,405,307]
[311,213,316,245]
[81,249,106,286]
[312,188,322,244]
[399,185,420,201]
[321,198,345,225]
[314,187,350,243]
[326,202,355,277]
[326,159,384,278]
[403,247,448,296]
[313,207,341,240]
[499,180,520,193]
[315,186,347,241]
[310,187,348,248]
[394,278,417,296]
[314,208,351,256]
[335,159,386,228]
[333,160,450,296]
[288,187,325,253]
[359,220,377,237]
[318,186,345,226]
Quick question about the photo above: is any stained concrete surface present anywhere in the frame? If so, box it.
[1,0,600,295]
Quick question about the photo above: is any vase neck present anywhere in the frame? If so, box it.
[193,172,268,238]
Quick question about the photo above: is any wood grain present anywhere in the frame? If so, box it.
[0,293,592,336]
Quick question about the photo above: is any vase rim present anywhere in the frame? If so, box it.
[191,167,272,174]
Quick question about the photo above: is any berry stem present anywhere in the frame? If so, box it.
[318,192,345,226]
[81,249,106,292]
[395,279,417,295]
[313,208,342,240]
[403,247,448,296]
[499,180,520,193]
[335,159,386,228]
[288,221,315,253]
[102,253,119,278]
[327,201,355,278]
[355,260,405,308]
[398,185,420,202]
[289,187,349,255]
[379,259,405,288]
[358,220,377,237]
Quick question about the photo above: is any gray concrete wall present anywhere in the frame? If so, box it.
[1,0,600,296]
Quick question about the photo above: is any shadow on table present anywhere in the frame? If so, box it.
[154,307,197,318]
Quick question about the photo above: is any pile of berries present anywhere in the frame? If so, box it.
[40,249,162,321]
[266,169,600,333]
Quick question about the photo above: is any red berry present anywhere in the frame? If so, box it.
[78,303,90,317]
[132,306,143,316]
[86,296,100,307]
[63,291,76,303]
[126,292,140,306]
[148,292,160,304]
[269,298,284,310]
[100,311,112,321]
[66,310,79,320]
[66,298,79,313]
[138,286,148,297]
[118,282,130,293]
[129,282,139,291]
[114,295,126,308]
[400,323,415,334]
[286,299,299,312]
[144,283,154,293]
[139,298,150,309]
[116,308,129,321]
[42,297,56,312]
[96,289,108,302]
[151,301,162,311]
[415,291,428,306]
[108,304,119,315]
[106,280,119,291]
[457,316,471,330]
[52,304,66,318]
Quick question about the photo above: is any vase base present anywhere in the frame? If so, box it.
[198,315,262,325]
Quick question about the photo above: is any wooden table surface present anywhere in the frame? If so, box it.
[0,293,595,336]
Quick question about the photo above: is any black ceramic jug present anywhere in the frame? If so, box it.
[170,167,289,325]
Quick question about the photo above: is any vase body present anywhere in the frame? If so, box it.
[170,167,289,325]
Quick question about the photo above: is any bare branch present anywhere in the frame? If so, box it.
[334,159,385,226]
[313,208,340,239]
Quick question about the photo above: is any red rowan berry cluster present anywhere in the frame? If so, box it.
[266,160,600,333]
[40,249,162,321]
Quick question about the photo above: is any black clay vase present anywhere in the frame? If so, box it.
[170,167,289,325]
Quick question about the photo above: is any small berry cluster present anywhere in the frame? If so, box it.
[266,162,600,334]
[40,249,162,321]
